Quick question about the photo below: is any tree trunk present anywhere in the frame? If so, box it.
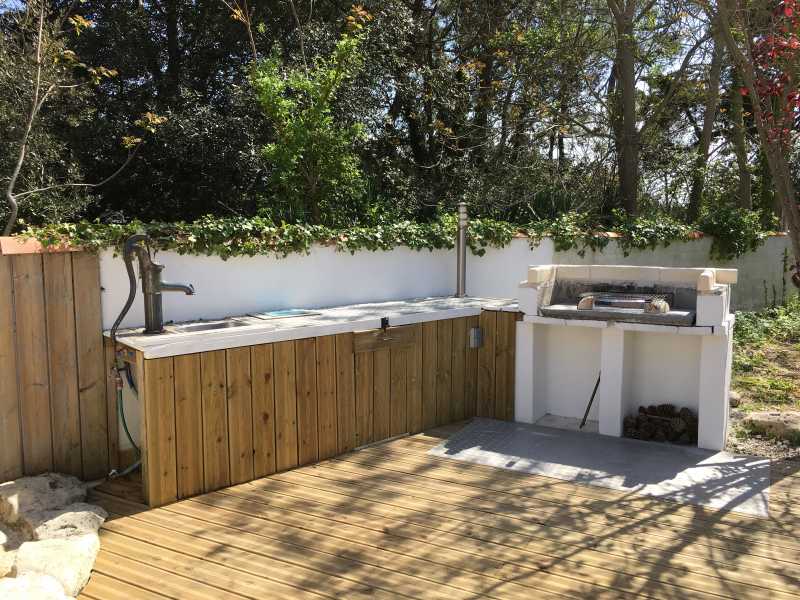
[687,32,723,222]
[729,67,752,209]
[613,11,639,214]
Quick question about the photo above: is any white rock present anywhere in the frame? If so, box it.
[0,573,71,600]
[1,521,26,578]
[0,474,86,525]
[13,534,99,597]
[25,503,108,540]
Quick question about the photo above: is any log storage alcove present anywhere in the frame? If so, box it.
[112,299,519,507]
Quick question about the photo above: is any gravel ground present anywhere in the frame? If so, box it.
[727,407,800,459]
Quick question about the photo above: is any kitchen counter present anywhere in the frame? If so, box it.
[108,296,518,358]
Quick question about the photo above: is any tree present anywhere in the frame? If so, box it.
[1,1,147,235]
[249,6,371,224]
[712,0,800,282]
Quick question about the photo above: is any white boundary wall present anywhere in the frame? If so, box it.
[100,234,793,329]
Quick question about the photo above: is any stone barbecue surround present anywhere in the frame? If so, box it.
[514,265,736,451]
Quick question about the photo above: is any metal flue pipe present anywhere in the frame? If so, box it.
[456,202,468,297]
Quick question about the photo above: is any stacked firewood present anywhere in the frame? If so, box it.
[623,404,698,444]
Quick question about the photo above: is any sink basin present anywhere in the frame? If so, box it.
[170,320,252,333]
[250,308,320,320]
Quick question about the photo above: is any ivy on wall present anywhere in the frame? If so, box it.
[22,208,774,261]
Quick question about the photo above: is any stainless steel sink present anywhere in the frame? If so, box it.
[170,320,252,333]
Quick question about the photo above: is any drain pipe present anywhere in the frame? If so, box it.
[456,202,468,297]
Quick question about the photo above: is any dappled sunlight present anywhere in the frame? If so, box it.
[82,423,800,599]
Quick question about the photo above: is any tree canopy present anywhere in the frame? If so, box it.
[1,0,797,252]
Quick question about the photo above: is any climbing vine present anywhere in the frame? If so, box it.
[22,210,773,260]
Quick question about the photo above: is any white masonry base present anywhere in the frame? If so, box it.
[514,316,734,451]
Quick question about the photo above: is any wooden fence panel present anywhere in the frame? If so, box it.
[142,356,177,507]
[72,252,108,480]
[13,254,53,475]
[477,311,497,418]
[0,255,22,482]
[44,253,82,477]
[274,340,298,471]
[335,333,356,453]
[200,350,229,491]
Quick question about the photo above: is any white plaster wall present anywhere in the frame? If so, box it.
[100,234,793,328]
[101,245,455,329]
[533,324,601,421]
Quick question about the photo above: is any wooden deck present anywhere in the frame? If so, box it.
[80,424,800,599]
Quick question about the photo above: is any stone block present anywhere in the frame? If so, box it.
[0,573,69,600]
[0,475,86,525]
[13,533,99,597]
[743,411,800,444]
[25,503,107,541]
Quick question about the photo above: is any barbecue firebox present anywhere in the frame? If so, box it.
[514,265,737,451]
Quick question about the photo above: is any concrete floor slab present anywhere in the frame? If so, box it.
[428,418,770,517]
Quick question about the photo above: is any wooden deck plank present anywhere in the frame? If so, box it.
[83,423,800,600]
[206,480,797,593]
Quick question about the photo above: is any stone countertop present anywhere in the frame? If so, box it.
[108,296,518,359]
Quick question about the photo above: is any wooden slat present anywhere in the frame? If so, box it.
[316,336,338,459]
[335,333,356,453]
[451,317,467,422]
[390,347,407,436]
[372,348,390,441]
[226,347,253,485]
[495,312,517,421]
[44,253,81,477]
[142,357,177,507]
[200,350,229,492]
[0,255,21,481]
[273,340,298,471]
[477,311,497,418]
[173,354,203,498]
[407,324,424,434]
[13,254,52,474]
[354,324,418,353]
[464,315,479,418]
[436,319,453,426]
[104,338,120,472]
[72,252,108,480]
[295,338,319,465]
[354,351,374,446]
[421,322,438,429]
[251,344,276,477]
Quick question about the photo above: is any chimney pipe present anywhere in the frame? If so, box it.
[456,202,468,297]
